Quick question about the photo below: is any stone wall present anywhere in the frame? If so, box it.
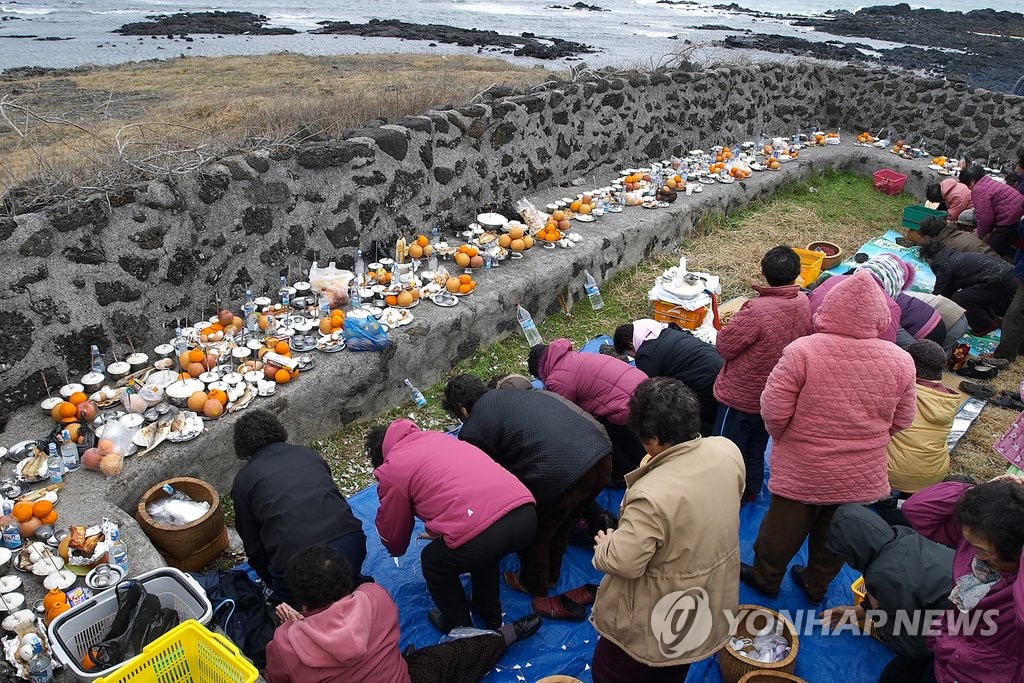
[2,61,1022,429]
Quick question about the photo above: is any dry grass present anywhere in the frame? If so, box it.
[0,52,544,195]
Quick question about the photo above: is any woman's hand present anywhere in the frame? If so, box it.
[275,603,304,623]
[593,529,613,547]
[990,473,1024,488]
[818,604,865,628]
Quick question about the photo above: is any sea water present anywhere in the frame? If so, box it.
[0,0,1017,72]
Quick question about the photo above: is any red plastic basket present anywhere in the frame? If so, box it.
[873,169,907,196]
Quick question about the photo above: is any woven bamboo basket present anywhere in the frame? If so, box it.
[738,672,808,683]
[160,526,229,573]
[136,477,225,561]
[718,605,799,683]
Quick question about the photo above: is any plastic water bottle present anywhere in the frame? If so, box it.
[27,651,52,683]
[47,443,63,484]
[109,540,128,573]
[484,252,493,270]
[161,484,194,503]
[1,516,21,549]
[60,429,79,472]
[242,289,257,333]
[584,270,604,311]
[278,276,290,307]
[89,345,105,374]
[319,289,332,319]
[354,249,365,284]
[516,303,543,347]
[349,282,362,308]
[404,379,427,408]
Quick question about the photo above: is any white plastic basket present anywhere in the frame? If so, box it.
[47,567,212,682]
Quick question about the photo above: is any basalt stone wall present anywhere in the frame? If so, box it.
[1,61,1022,429]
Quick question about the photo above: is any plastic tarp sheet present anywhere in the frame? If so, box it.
[825,229,1001,355]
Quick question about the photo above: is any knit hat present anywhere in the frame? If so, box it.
[857,253,915,299]
[906,339,946,380]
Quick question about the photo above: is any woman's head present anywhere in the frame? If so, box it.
[284,545,354,612]
[925,183,944,204]
[918,239,945,264]
[233,409,288,460]
[906,339,946,381]
[527,344,549,379]
[612,324,635,355]
[364,425,388,468]
[442,374,489,418]
[954,479,1024,571]
[959,164,986,188]
[761,246,801,287]
[918,216,947,238]
[628,377,700,454]
[857,253,914,299]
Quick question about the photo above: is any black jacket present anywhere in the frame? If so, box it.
[931,246,1014,297]
[459,389,611,504]
[634,326,724,427]
[231,442,363,584]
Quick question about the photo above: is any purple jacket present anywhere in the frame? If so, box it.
[809,275,901,343]
[374,420,534,554]
[902,482,1024,683]
[972,175,1024,238]
[896,293,943,340]
[539,338,648,425]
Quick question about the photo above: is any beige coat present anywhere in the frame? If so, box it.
[590,436,744,667]
[887,381,962,493]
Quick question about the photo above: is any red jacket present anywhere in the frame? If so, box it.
[539,337,648,425]
[761,272,917,505]
[265,583,410,683]
[713,284,812,414]
[972,175,1024,237]
[939,178,972,222]
[374,420,533,555]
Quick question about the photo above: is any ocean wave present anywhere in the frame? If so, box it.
[87,8,149,15]
[1,4,55,15]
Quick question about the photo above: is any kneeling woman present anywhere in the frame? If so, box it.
[589,377,745,683]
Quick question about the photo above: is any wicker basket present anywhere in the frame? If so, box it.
[159,526,229,573]
[806,241,844,270]
[136,477,225,561]
[718,605,799,683]
[737,672,807,683]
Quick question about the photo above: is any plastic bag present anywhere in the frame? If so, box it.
[309,262,353,307]
[145,498,210,526]
[87,580,181,670]
[343,314,389,352]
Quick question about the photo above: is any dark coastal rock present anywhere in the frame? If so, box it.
[45,196,108,233]
[546,3,609,11]
[119,255,159,281]
[297,141,374,169]
[95,281,142,306]
[196,165,231,204]
[114,11,299,36]
[19,229,53,257]
[63,236,106,265]
[310,19,596,60]
[722,34,870,62]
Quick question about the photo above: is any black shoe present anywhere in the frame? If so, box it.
[739,562,779,599]
[991,394,1024,410]
[427,608,448,634]
[894,237,915,248]
[968,356,1011,370]
[511,613,542,640]
[790,565,823,606]
[957,364,999,380]
[959,380,997,400]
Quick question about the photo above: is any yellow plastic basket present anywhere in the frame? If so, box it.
[95,621,257,683]
[792,248,824,287]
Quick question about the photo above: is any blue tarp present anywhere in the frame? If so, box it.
[348,475,895,682]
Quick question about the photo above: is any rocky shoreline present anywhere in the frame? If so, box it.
[111,12,595,60]
[718,3,1024,93]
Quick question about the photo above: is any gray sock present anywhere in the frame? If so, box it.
[499,622,517,645]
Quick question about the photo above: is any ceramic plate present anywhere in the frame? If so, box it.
[574,214,596,222]
[430,293,459,307]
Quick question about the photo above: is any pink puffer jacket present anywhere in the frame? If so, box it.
[540,338,648,425]
[761,271,917,505]
[972,175,1024,237]
[809,274,901,342]
[939,178,972,222]
[713,284,813,414]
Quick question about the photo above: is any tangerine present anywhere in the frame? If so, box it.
[11,502,33,523]
[416,234,429,247]
[208,388,229,406]
[385,294,398,306]
[459,283,473,294]
[459,274,472,285]
[31,501,53,519]
[465,246,479,257]
[275,368,292,384]
[188,349,205,363]
[569,200,582,212]
[275,341,290,355]
[40,510,58,525]
[68,391,88,406]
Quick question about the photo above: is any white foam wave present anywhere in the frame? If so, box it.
[87,8,149,15]
[1,4,55,15]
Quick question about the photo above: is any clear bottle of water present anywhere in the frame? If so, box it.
[404,379,427,407]
[161,484,194,503]
[516,303,543,347]
[60,429,79,472]
[47,443,63,484]
[584,271,604,311]
[27,651,52,683]
[242,289,257,333]
[319,289,332,319]
[350,282,362,308]
[278,276,290,307]
[1,516,22,549]
[89,345,105,374]
[354,249,365,284]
